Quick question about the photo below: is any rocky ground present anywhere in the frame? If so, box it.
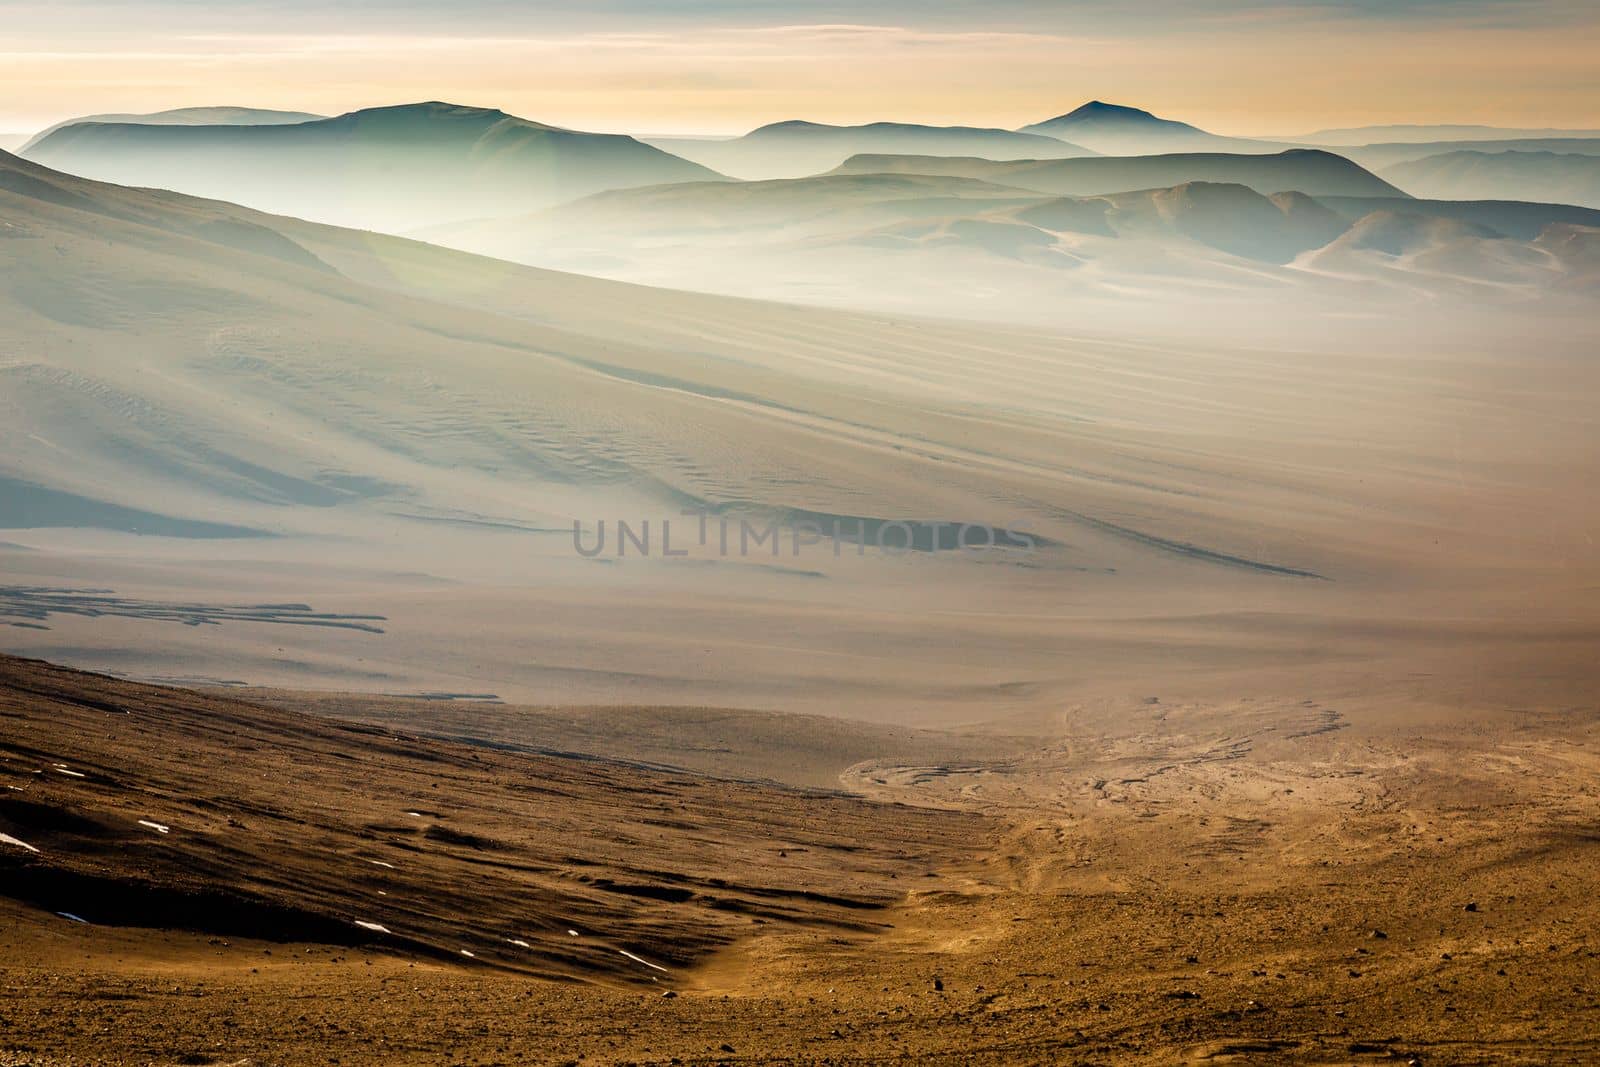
[3,655,1599,1064]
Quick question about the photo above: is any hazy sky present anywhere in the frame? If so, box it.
[4,1,1598,135]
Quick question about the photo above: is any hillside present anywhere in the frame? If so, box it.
[1019,100,1290,155]
[22,101,724,230]
[2,146,1597,720]
[7,651,1600,1064]
[420,166,1599,327]
[1311,195,1600,238]
[831,148,1408,198]
[643,120,1094,180]
[1286,122,1600,146]
[1339,137,1600,170]
[0,654,979,982]
[20,105,323,152]
[1382,150,1600,209]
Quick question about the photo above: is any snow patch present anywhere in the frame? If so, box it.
[0,832,40,853]
[619,948,670,973]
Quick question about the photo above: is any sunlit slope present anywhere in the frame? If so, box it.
[2,146,1595,595]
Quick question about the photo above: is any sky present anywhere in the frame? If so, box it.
[3,1,1598,136]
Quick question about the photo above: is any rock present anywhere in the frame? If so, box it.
[1370,930,1388,939]
[661,990,677,999]
[932,976,944,991]
[1464,902,1478,912]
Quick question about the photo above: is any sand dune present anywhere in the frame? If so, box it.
[2,146,1597,722]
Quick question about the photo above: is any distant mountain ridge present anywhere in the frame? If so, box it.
[417,153,1599,324]
[1381,150,1600,210]
[23,101,725,231]
[1287,123,1600,146]
[643,120,1093,180]
[830,149,1408,199]
[21,106,324,152]
[1019,101,1292,155]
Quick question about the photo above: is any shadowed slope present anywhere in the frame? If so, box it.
[20,106,324,153]
[1382,150,1600,209]
[645,120,1094,179]
[23,101,725,230]
[1020,101,1292,155]
[831,148,1408,198]
[0,654,982,979]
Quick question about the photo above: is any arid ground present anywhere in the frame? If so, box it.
[3,81,1600,1067]
[3,652,1598,1065]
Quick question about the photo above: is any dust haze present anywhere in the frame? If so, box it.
[2,70,1599,1067]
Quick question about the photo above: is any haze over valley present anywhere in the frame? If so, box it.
[3,6,1600,1060]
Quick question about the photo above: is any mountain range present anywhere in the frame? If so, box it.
[1284,122,1600,146]
[19,106,323,153]
[422,161,1599,325]
[22,101,724,231]
[1019,101,1291,155]
[829,148,1407,198]
[644,121,1094,180]
[1382,151,1600,210]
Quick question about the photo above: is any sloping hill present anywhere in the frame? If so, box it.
[1339,137,1600,170]
[1381,150,1600,209]
[1286,122,1600,147]
[20,106,324,152]
[0,653,978,979]
[0,145,1388,585]
[419,172,1045,254]
[643,120,1093,180]
[23,101,725,231]
[1310,195,1600,239]
[831,148,1408,198]
[1019,101,1290,155]
[1084,183,1352,263]
[419,165,1591,327]
[1295,208,1600,294]
[3,146,1597,719]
